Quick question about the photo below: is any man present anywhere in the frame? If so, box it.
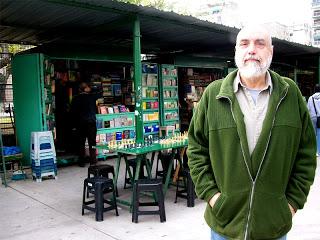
[307,84,320,156]
[70,82,101,167]
[187,25,317,240]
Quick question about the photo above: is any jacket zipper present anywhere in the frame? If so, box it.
[245,88,289,240]
[220,87,289,240]
[220,96,254,240]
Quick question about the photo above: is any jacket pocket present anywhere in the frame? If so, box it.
[250,193,292,239]
[211,192,248,227]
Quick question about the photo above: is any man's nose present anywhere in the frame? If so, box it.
[247,43,256,54]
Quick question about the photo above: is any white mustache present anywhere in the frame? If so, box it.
[244,56,261,62]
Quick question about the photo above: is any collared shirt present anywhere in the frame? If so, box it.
[234,71,273,155]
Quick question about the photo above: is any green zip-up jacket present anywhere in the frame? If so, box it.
[187,70,317,240]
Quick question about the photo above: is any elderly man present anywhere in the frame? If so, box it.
[187,25,317,240]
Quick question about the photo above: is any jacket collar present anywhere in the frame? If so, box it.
[216,69,289,102]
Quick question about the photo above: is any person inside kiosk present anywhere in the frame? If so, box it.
[70,82,102,167]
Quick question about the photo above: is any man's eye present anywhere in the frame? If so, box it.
[256,41,266,47]
[240,42,248,46]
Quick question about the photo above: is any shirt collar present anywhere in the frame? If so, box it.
[233,70,273,94]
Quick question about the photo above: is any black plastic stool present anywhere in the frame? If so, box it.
[87,164,118,197]
[82,176,119,221]
[132,178,166,223]
[175,168,196,207]
[88,164,115,178]
[155,151,178,182]
[124,158,147,189]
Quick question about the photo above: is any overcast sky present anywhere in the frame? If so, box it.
[171,0,313,26]
[238,0,312,25]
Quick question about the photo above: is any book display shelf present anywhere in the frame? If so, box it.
[53,60,136,161]
[141,63,160,140]
[96,111,135,158]
[42,58,56,136]
[159,64,180,133]
[179,67,225,131]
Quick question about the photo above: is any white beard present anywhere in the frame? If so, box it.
[235,54,272,79]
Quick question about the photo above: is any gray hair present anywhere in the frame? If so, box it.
[236,24,273,47]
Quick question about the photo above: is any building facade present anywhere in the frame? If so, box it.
[312,0,320,46]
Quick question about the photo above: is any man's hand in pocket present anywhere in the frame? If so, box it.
[209,192,221,208]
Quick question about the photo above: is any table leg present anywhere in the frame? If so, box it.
[144,153,153,178]
[129,154,143,211]
[114,153,122,192]
[173,147,186,183]
[150,152,156,170]
[162,149,175,196]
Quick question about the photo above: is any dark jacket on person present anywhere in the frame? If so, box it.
[70,92,100,124]
[187,70,317,240]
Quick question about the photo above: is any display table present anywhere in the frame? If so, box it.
[114,141,188,209]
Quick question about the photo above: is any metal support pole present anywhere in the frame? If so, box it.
[0,128,7,187]
[133,16,143,144]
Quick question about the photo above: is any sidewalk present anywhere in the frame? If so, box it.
[0,157,319,240]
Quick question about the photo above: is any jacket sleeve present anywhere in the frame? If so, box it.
[187,90,219,203]
[286,88,317,210]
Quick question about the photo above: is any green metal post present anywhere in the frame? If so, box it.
[133,16,143,144]
[293,67,297,83]
[0,129,7,187]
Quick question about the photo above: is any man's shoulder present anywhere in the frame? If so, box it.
[270,70,295,86]
[270,70,300,94]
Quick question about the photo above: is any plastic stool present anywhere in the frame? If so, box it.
[155,151,177,180]
[132,178,166,223]
[124,158,147,189]
[82,176,119,221]
[175,168,196,207]
[87,164,118,196]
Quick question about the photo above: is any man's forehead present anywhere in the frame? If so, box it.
[236,26,271,43]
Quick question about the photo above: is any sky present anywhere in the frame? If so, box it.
[171,0,313,26]
[238,0,312,25]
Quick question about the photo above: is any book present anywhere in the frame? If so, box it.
[146,102,151,109]
[99,106,107,114]
[106,133,113,142]
[68,70,77,82]
[118,105,127,113]
[114,118,121,127]
[107,107,114,114]
[104,121,110,128]
[46,104,51,115]
[142,87,147,97]
[127,117,133,126]
[129,130,135,139]
[142,74,147,86]
[112,84,122,96]
[99,134,106,144]
[110,120,115,128]
[96,119,103,129]
[153,101,159,108]
[113,106,119,113]
[154,90,158,98]
[123,130,130,139]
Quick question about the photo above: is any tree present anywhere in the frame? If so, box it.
[117,0,168,10]
[0,43,33,83]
